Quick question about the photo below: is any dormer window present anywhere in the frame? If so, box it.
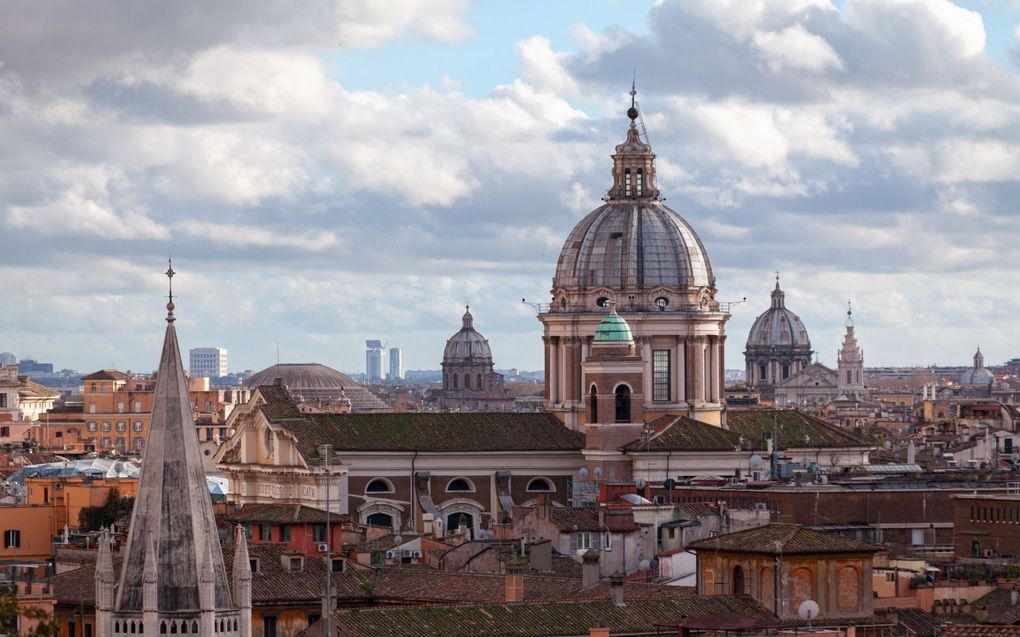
[624,169,632,196]
[636,169,643,196]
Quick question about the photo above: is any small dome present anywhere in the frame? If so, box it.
[443,307,493,363]
[961,348,993,385]
[594,307,634,342]
[746,280,811,349]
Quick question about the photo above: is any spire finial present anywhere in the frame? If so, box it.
[165,257,176,323]
[847,299,852,318]
[627,72,639,122]
[775,268,781,287]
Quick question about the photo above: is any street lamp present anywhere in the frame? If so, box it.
[319,444,334,636]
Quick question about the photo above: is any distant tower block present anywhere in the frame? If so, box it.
[190,347,228,378]
[388,347,404,380]
[365,340,387,381]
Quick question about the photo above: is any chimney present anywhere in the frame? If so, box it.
[529,539,552,573]
[582,550,600,589]
[505,559,525,602]
[974,604,989,623]
[590,619,610,637]
[609,573,625,607]
[272,376,284,387]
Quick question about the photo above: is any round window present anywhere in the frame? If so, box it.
[596,296,609,308]
[655,297,669,310]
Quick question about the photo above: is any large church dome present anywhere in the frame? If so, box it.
[549,101,716,313]
[746,280,811,349]
[443,307,493,364]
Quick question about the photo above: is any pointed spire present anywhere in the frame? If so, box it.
[233,525,252,583]
[165,258,176,323]
[462,305,473,330]
[96,527,114,582]
[113,264,232,614]
[608,80,658,201]
[845,299,855,328]
[770,272,785,309]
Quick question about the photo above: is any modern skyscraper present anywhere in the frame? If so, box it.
[388,347,404,380]
[365,340,387,381]
[189,347,228,378]
[96,265,251,635]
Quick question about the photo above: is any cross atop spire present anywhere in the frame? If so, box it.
[846,299,855,328]
[775,269,781,288]
[628,71,638,123]
[165,258,176,323]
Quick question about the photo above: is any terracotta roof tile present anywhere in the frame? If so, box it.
[225,504,348,525]
[726,410,873,450]
[625,416,743,451]
[688,523,882,555]
[972,587,1020,625]
[942,626,1020,637]
[308,596,773,637]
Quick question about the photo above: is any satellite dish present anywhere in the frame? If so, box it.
[593,467,603,479]
[664,478,677,491]
[579,467,589,480]
[636,478,645,489]
[883,440,892,450]
[798,600,820,626]
[638,559,650,572]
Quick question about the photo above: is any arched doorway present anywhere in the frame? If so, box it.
[447,512,475,536]
[590,385,598,423]
[615,385,631,423]
[733,565,745,595]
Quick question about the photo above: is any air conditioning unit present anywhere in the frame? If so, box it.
[755,503,768,511]
[385,550,397,559]
[317,543,328,553]
[412,550,422,558]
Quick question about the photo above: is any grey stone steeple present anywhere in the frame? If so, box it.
[102,262,247,636]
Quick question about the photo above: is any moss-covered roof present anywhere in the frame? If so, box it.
[624,416,743,451]
[726,410,873,450]
[688,523,882,555]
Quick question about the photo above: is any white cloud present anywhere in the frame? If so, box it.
[751,24,845,73]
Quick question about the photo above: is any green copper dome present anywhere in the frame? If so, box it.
[594,308,634,342]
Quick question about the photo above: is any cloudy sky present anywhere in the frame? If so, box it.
[2,0,1020,376]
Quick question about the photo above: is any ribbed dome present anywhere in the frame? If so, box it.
[746,281,810,348]
[443,307,493,363]
[553,201,714,291]
[961,347,994,385]
[244,363,387,410]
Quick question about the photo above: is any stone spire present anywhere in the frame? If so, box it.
[95,528,114,637]
[771,271,786,309]
[232,525,253,637]
[837,301,865,397]
[462,305,473,329]
[107,265,243,634]
[142,533,158,635]
[974,347,985,370]
[607,83,659,201]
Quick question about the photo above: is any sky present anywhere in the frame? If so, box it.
[3,0,1020,376]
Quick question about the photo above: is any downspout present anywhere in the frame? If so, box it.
[411,450,418,532]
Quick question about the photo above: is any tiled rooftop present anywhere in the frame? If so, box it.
[688,523,882,555]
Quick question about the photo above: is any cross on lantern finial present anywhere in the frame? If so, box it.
[847,299,852,318]
[165,257,176,323]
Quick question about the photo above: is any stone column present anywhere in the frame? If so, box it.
[548,338,559,404]
[709,338,720,402]
[673,341,683,403]
[641,339,653,405]
[693,338,706,404]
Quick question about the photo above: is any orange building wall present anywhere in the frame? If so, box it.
[0,505,56,560]
[25,477,138,533]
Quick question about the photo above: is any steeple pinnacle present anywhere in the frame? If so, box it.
[770,273,785,309]
[608,82,659,201]
[462,305,473,329]
[165,258,176,323]
[846,300,854,328]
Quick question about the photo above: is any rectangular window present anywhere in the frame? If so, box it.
[206,427,214,441]
[133,401,141,413]
[259,524,272,542]
[782,364,790,379]
[288,557,302,572]
[603,532,612,551]
[759,364,767,380]
[117,402,124,413]
[68,621,76,637]
[88,422,97,432]
[102,437,111,449]
[0,394,6,408]
[116,422,126,432]
[576,532,592,551]
[101,422,110,432]
[89,403,96,414]
[249,558,259,574]
[307,614,321,627]
[0,426,9,437]
[85,623,93,637]
[133,421,143,432]
[4,529,21,548]
[652,350,671,402]
[263,616,277,637]
[281,524,291,542]
[313,524,326,542]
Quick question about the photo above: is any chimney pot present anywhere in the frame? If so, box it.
[609,573,625,607]
[581,550,600,589]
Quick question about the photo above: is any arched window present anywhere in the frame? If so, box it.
[446,477,475,492]
[589,385,598,423]
[453,373,458,389]
[624,169,632,196]
[366,512,394,528]
[443,372,449,389]
[464,374,470,389]
[448,511,475,533]
[365,478,394,494]
[614,385,631,423]
[477,373,482,388]
[527,477,554,492]
[733,565,745,594]
[636,168,643,195]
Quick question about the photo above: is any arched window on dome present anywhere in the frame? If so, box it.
[464,374,470,389]
[589,385,598,423]
[624,169,632,196]
[614,385,631,423]
[636,168,643,196]
[453,373,458,389]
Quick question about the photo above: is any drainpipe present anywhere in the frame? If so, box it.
[411,450,418,532]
